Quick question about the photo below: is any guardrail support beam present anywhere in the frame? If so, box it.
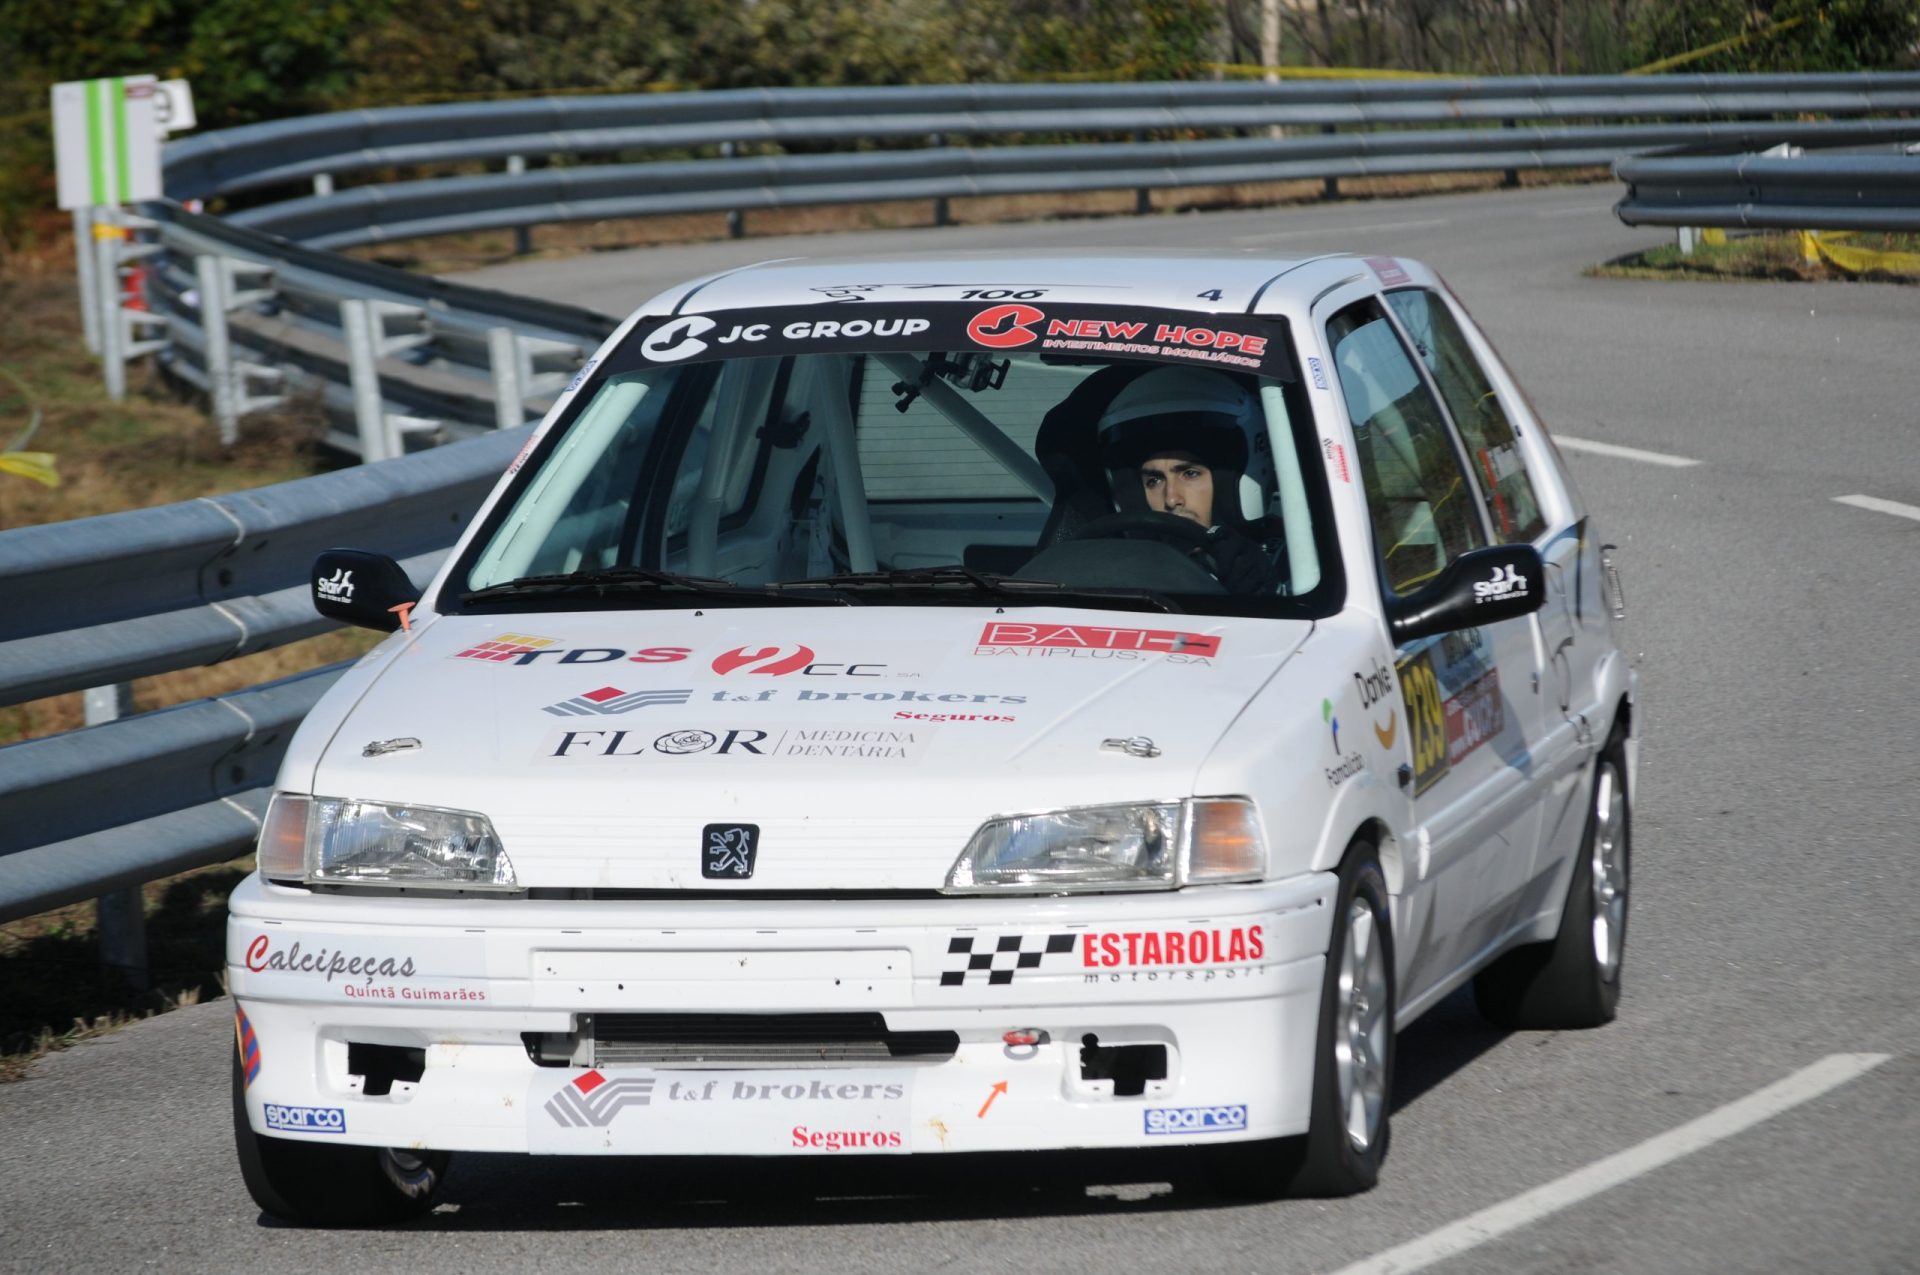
[930,134,951,227]
[488,327,528,431]
[84,683,149,989]
[721,142,744,239]
[94,221,127,401]
[341,299,396,462]
[73,206,102,354]
[196,254,239,442]
[507,155,532,256]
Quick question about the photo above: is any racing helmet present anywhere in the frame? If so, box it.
[1096,367,1274,527]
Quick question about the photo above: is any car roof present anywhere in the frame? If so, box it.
[636,249,1391,319]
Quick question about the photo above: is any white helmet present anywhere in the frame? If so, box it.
[1096,367,1273,526]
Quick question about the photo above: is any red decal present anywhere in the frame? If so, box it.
[967,304,1045,349]
[976,622,1220,657]
[713,644,815,676]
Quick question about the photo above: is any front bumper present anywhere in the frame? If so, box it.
[228,872,1335,1155]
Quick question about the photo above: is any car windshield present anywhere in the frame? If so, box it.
[453,302,1341,619]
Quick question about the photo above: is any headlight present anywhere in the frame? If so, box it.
[943,798,1264,894]
[256,793,517,891]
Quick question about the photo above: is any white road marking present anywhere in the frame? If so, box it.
[1232,217,1449,245]
[1553,435,1700,468]
[1327,1052,1892,1275]
[1833,493,1920,523]
[1536,204,1617,218]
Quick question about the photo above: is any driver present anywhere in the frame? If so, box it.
[1097,367,1282,593]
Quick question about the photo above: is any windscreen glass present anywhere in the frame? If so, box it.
[456,302,1340,619]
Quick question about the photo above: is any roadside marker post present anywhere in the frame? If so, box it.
[52,76,173,395]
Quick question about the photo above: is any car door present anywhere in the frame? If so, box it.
[1321,292,1547,1002]
[1407,285,1609,928]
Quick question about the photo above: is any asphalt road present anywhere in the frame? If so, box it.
[5,183,1918,1274]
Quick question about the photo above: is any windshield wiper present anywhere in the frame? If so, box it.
[464,567,855,606]
[769,567,1180,613]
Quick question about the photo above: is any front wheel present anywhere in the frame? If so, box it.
[1212,842,1396,1199]
[231,1047,451,1225]
[1473,734,1630,1030]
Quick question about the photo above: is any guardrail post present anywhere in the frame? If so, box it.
[507,155,532,256]
[929,133,951,227]
[1676,226,1699,255]
[196,253,240,443]
[1131,132,1153,215]
[341,299,395,462]
[721,142,744,239]
[94,218,127,400]
[1322,125,1340,199]
[488,327,528,431]
[73,206,102,355]
[1503,119,1520,188]
[84,682,149,989]
[313,172,334,197]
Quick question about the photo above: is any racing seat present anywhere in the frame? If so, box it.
[1031,365,1146,551]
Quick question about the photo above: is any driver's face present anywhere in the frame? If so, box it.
[1141,451,1214,526]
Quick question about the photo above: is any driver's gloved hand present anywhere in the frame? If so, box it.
[1205,526,1277,593]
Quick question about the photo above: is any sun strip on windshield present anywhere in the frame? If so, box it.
[607,301,1299,383]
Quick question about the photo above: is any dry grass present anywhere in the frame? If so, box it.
[1,243,364,1078]
[1588,230,1920,285]
[0,859,245,1082]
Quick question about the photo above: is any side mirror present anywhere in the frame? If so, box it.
[1387,544,1545,644]
[312,549,422,633]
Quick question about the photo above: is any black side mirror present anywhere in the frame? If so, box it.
[1388,544,1545,644]
[312,549,422,633]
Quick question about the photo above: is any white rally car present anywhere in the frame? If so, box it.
[230,251,1636,1224]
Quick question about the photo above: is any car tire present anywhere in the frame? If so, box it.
[231,1049,451,1225]
[1210,841,1396,1200]
[1473,731,1630,1031]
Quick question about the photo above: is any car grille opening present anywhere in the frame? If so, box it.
[587,1012,958,1067]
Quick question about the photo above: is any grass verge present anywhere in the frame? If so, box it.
[1588,231,1920,284]
[1,241,365,1079]
[0,859,250,1082]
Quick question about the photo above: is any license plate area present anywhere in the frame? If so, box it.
[529,948,910,1009]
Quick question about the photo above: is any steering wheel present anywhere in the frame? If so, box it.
[1067,511,1224,579]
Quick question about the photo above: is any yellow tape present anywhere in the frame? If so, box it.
[1800,230,1920,274]
[1626,16,1802,75]
[0,452,60,488]
[1204,62,1453,81]
[1701,227,1727,246]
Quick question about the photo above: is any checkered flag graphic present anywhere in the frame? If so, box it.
[940,933,1078,986]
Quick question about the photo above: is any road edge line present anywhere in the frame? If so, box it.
[1326,1052,1893,1275]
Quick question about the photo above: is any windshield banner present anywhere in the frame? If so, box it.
[611,302,1297,380]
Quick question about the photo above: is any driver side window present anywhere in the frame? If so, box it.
[1327,299,1486,596]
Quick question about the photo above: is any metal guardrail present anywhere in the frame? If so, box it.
[10,73,1919,964]
[1613,141,1920,232]
[0,428,526,927]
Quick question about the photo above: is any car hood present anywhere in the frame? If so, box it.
[305,607,1311,891]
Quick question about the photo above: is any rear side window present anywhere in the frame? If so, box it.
[1385,289,1545,543]
[1327,299,1487,596]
